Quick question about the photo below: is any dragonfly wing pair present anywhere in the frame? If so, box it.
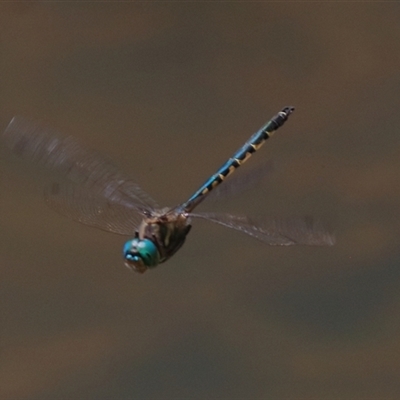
[3,116,157,234]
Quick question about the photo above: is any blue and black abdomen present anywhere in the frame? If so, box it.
[181,106,294,212]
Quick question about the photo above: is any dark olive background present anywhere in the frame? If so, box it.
[1,4,400,400]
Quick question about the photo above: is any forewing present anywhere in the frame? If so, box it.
[3,116,158,215]
[45,182,141,235]
[205,160,274,203]
[189,212,335,246]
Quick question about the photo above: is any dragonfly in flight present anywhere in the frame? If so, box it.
[3,107,334,273]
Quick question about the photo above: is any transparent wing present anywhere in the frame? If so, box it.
[3,116,158,216]
[204,160,274,203]
[44,182,142,235]
[189,212,335,246]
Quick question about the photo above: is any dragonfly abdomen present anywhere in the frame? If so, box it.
[181,106,294,212]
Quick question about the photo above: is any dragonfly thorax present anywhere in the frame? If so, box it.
[124,209,192,273]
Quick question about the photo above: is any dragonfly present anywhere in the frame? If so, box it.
[3,107,334,273]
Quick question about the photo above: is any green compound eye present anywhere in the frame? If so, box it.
[123,238,160,273]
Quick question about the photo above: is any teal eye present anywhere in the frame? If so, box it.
[123,238,160,273]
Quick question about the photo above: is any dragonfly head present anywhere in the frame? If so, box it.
[123,238,160,273]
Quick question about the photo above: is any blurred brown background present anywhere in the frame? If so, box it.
[1,3,400,400]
